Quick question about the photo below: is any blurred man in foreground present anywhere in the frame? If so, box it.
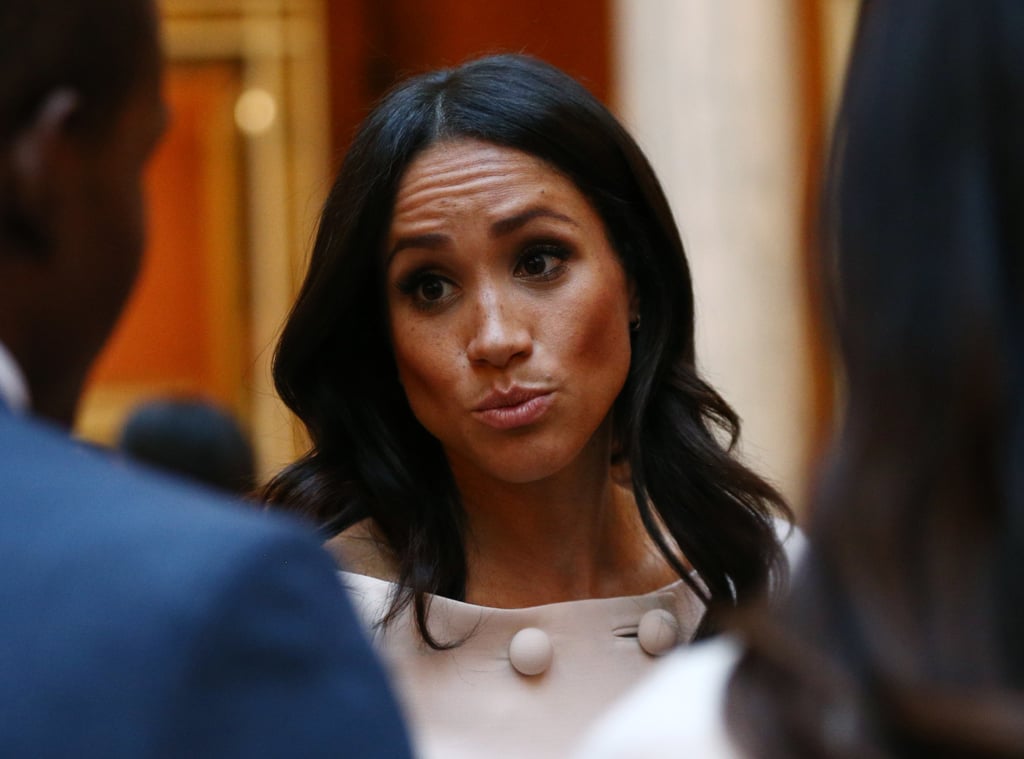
[0,1,411,755]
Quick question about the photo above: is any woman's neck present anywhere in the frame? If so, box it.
[456,465,676,607]
[328,438,681,607]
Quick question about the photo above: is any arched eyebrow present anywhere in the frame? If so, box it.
[389,233,448,261]
[388,206,579,261]
[489,206,578,237]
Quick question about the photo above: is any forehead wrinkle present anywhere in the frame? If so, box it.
[393,161,531,219]
[393,139,554,213]
[389,140,594,256]
[393,172,580,227]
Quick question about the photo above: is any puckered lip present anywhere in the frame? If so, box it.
[472,385,553,412]
[471,385,556,431]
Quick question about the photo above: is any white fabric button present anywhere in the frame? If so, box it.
[508,627,553,676]
[637,608,679,656]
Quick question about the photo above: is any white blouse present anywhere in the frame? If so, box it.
[575,522,806,758]
[574,636,746,758]
[340,571,707,758]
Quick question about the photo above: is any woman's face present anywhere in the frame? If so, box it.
[385,138,636,487]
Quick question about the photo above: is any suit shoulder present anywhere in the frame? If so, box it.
[0,412,325,608]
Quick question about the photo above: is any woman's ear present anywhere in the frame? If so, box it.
[2,89,80,256]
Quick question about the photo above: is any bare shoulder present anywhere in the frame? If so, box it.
[324,519,399,582]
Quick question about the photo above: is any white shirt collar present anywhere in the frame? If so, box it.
[0,340,30,413]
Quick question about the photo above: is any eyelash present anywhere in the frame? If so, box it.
[395,270,456,311]
[394,241,572,311]
[514,243,570,281]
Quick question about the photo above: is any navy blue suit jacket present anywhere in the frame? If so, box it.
[0,410,412,757]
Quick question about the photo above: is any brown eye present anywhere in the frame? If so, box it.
[419,278,446,301]
[514,244,569,281]
[396,270,457,311]
[521,254,548,276]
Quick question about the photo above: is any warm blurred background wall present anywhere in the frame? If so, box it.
[78,0,331,478]
[615,0,859,513]
[76,0,859,516]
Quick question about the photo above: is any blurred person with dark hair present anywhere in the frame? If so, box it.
[0,1,411,756]
[577,1,1024,756]
[119,398,257,494]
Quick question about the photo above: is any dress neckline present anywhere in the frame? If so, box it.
[340,569,694,611]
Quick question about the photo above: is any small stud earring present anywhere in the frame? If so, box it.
[630,314,641,331]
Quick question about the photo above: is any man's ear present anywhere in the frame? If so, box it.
[2,89,80,256]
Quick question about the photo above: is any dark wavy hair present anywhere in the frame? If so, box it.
[728,1,1024,755]
[263,54,790,647]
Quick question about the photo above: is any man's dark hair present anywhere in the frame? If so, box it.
[119,399,257,495]
[0,0,157,142]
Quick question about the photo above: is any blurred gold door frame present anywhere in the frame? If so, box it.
[77,0,329,481]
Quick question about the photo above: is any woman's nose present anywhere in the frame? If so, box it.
[464,290,532,368]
